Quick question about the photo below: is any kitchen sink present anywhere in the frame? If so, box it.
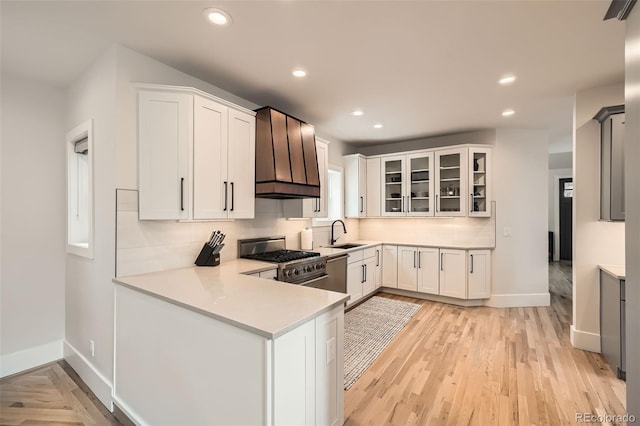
[330,243,365,249]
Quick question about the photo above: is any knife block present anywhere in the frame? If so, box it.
[194,244,221,267]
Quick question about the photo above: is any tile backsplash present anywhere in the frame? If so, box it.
[116,190,314,277]
[116,190,494,277]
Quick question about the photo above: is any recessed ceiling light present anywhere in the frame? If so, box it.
[351,110,364,116]
[502,109,515,117]
[203,8,232,26]
[292,68,307,78]
[373,124,383,129]
[498,74,518,85]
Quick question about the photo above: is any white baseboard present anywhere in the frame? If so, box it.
[0,340,63,378]
[570,325,601,353]
[485,292,550,307]
[63,340,113,410]
[113,394,147,425]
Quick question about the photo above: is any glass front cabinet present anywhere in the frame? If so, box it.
[468,147,491,217]
[435,148,467,217]
[382,152,435,217]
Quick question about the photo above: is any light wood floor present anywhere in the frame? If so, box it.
[345,262,626,425]
[0,360,120,425]
[1,263,625,425]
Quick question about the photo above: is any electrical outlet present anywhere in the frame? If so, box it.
[326,338,336,365]
[503,227,513,237]
[89,340,95,357]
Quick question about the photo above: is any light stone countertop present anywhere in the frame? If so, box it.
[598,264,626,280]
[113,259,349,339]
[313,240,494,257]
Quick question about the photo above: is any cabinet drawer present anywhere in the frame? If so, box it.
[347,250,363,264]
[362,247,376,260]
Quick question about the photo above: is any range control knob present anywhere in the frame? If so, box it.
[293,268,300,275]
[284,269,292,277]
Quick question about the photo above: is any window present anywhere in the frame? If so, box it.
[315,166,343,225]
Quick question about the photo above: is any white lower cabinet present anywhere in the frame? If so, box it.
[398,246,419,291]
[439,249,467,299]
[467,249,491,299]
[374,246,382,288]
[397,246,439,295]
[114,285,344,426]
[393,247,490,299]
[346,247,377,306]
[381,245,398,288]
[417,248,440,295]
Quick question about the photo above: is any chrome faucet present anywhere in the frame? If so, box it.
[330,220,347,245]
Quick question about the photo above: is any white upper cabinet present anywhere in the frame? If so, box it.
[344,154,368,217]
[137,85,256,220]
[468,147,491,217]
[381,152,435,217]
[283,139,328,218]
[435,148,468,217]
[366,157,381,217]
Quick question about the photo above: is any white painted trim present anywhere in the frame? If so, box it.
[0,340,63,378]
[570,325,601,353]
[485,292,551,307]
[112,395,147,426]
[63,340,113,410]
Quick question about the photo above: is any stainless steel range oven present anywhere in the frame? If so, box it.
[238,236,328,286]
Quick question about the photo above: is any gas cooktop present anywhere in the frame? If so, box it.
[243,249,320,264]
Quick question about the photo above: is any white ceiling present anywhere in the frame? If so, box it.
[1,1,625,150]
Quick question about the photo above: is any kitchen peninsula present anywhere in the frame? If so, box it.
[112,259,348,425]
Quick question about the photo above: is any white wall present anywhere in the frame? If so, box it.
[548,167,572,262]
[64,46,118,406]
[490,129,549,307]
[571,82,625,352]
[624,5,640,417]
[0,72,66,376]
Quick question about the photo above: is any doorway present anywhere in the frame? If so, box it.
[559,178,573,261]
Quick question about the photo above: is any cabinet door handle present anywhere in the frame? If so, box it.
[230,182,235,211]
[436,194,440,212]
[376,249,380,267]
[180,177,185,211]
[470,193,474,213]
[407,196,410,213]
[440,253,444,271]
[223,181,228,211]
[401,196,405,213]
[364,264,367,282]
[360,196,364,214]
[361,264,365,283]
[470,254,474,273]
[418,251,421,269]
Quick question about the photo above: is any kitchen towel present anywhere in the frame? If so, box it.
[301,228,313,250]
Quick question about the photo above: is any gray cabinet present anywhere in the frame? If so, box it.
[595,105,625,221]
[600,269,626,380]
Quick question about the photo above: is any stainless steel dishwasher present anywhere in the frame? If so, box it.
[306,253,348,293]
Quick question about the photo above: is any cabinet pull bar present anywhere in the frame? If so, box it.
[180,177,184,211]
[436,194,439,212]
[360,196,364,213]
[376,249,380,267]
[470,254,474,273]
[418,251,421,268]
[230,182,235,211]
[470,193,474,214]
[440,253,444,271]
[361,264,365,283]
[223,181,228,211]
[364,264,367,282]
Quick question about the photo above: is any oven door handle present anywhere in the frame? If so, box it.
[300,274,329,286]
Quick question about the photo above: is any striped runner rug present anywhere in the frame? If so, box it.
[344,296,421,390]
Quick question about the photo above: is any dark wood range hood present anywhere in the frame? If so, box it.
[255,106,320,199]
